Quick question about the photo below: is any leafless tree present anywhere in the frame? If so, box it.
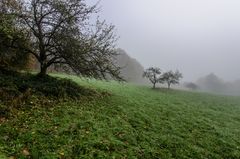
[162,70,183,89]
[15,0,122,80]
[143,67,162,89]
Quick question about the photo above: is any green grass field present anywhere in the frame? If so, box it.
[1,74,240,158]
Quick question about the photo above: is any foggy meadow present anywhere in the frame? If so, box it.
[0,0,240,158]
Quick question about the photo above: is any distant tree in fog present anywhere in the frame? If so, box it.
[196,73,224,92]
[143,67,162,89]
[184,82,199,90]
[162,70,183,89]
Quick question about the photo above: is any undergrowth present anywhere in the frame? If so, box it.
[0,69,107,118]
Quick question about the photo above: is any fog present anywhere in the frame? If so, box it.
[93,0,240,82]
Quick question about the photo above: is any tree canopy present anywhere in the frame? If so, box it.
[1,0,123,80]
[161,70,183,89]
[143,67,162,89]
[0,0,29,69]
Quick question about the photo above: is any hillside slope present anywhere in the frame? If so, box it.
[115,48,147,84]
[0,73,240,158]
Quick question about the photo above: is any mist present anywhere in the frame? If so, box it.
[93,0,240,83]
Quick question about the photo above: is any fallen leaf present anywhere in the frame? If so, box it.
[22,148,30,156]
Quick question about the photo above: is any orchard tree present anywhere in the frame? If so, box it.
[14,0,122,80]
[143,67,162,89]
[162,70,183,89]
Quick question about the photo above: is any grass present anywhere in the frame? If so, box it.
[0,73,240,158]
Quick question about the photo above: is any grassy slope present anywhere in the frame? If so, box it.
[1,74,240,158]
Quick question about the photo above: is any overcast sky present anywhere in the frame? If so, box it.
[91,0,240,81]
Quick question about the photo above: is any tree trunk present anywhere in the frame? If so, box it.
[38,64,48,77]
[153,83,156,89]
[168,83,170,89]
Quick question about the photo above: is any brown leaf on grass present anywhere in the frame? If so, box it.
[59,152,65,159]
[22,148,30,156]
[0,117,6,123]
